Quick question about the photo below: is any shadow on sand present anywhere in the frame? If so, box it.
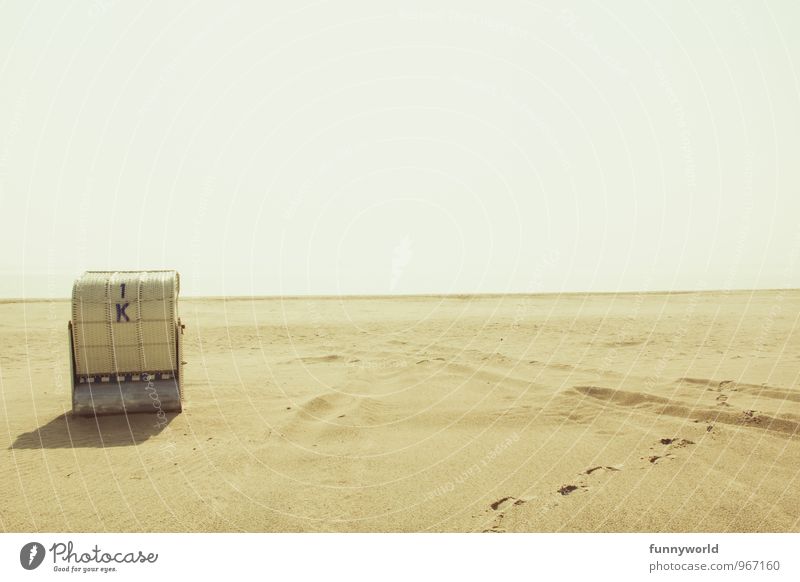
[10,412,177,449]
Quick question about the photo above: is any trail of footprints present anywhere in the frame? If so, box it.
[482,436,697,532]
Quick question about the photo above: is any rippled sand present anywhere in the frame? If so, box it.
[2,291,799,532]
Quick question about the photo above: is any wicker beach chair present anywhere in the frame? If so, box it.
[69,270,184,415]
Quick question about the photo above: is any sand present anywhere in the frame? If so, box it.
[1,290,799,532]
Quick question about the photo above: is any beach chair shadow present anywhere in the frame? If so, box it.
[10,412,177,449]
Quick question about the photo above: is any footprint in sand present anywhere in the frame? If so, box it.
[741,409,762,425]
[557,484,583,496]
[554,463,625,499]
[658,437,695,448]
[558,464,623,494]
[584,465,622,475]
[483,497,526,532]
[715,380,735,406]
[644,437,695,464]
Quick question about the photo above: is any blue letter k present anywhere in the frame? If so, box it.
[116,302,130,322]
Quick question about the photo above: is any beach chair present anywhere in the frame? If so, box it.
[68,270,184,415]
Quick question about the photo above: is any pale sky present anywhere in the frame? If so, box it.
[1,1,798,298]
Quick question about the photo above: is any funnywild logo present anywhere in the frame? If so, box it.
[20,542,46,570]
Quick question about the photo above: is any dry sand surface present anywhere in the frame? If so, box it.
[1,291,799,532]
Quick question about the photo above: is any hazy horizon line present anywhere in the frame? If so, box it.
[2,286,797,303]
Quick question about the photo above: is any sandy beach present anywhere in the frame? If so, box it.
[1,290,799,532]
